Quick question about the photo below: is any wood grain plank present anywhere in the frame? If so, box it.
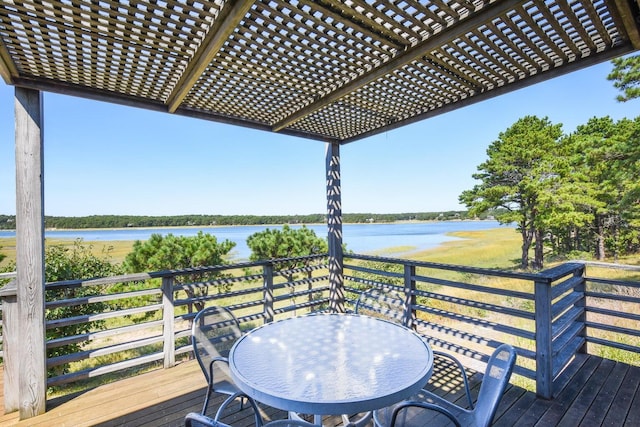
[601,364,640,426]
[492,389,537,427]
[555,358,616,426]
[623,365,640,426]
[3,355,639,427]
[490,384,527,425]
[579,362,629,426]
[532,355,601,427]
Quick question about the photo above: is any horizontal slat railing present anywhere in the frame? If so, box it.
[343,255,640,398]
[582,262,640,358]
[344,253,540,386]
[0,271,17,360]
[2,257,639,400]
[39,255,330,389]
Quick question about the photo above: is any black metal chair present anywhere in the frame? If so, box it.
[191,306,257,417]
[373,344,517,427]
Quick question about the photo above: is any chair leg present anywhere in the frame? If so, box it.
[216,392,263,427]
[341,412,372,427]
[245,394,264,427]
[202,386,213,415]
[289,411,322,425]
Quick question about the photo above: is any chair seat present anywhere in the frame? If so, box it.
[214,378,241,396]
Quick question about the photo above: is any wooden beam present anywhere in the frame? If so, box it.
[272,0,526,132]
[165,1,256,113]
[0,37,17,84]
[341,43,635,144]
[11,76,340,144]
[14,87,46,418]
[612,0,640,49]
[310,0,408,49]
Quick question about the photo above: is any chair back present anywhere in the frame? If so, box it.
[192,305,242,382]
[355,287,408,325]
[473,344,517,427]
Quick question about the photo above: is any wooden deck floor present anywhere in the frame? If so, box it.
[1,354,639,427]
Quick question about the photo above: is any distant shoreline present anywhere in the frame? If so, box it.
[0,221,510,266]
[0,212,498,232]
[2,218,498,233]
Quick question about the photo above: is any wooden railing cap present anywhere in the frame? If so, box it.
[0,278,17,297]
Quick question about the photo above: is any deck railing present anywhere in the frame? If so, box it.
[343,256,640,398]
[580,262,640,357]
[0,271,17,360]
[0,255,331,412]
[1,255,639,411]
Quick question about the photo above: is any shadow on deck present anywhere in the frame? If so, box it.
[1,354,639,427]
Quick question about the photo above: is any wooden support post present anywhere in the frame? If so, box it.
[162,276,175,368]
[534,277,553,399]
[263,262,274,324]
[0,281,18,413]
[403,264,416,329]
[326,142,344,313]
[575,265,587,355]
[14,87,46,418]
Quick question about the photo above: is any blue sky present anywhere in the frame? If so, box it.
[0,59,638,217]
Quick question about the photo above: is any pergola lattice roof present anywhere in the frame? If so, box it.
[1,0,639,143]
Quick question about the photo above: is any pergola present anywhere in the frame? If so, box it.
[1,0,639,419]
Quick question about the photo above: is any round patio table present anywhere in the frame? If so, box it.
[229,313,433,420]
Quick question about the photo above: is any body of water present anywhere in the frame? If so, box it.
[0,221,510,260]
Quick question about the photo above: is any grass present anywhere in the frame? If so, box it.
[408,227,522,268]
[0,237,136,267]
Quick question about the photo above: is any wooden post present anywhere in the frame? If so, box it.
[403,264,416,329]
[162,276,175,368]
[575,265,587,354]
[326,142,344,313]
[534,277,553,399]
[263,263,274,324]
[0,280,18,413]
[14,87,46,418]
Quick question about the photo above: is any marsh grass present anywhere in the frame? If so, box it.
[0,237,136,266]
[408,227,522,268]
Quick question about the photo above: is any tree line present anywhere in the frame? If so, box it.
[461,55,640,270]
[0,210,493,230]
[460,115,640,270]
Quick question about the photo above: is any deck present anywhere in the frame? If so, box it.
[1,353,639,427]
